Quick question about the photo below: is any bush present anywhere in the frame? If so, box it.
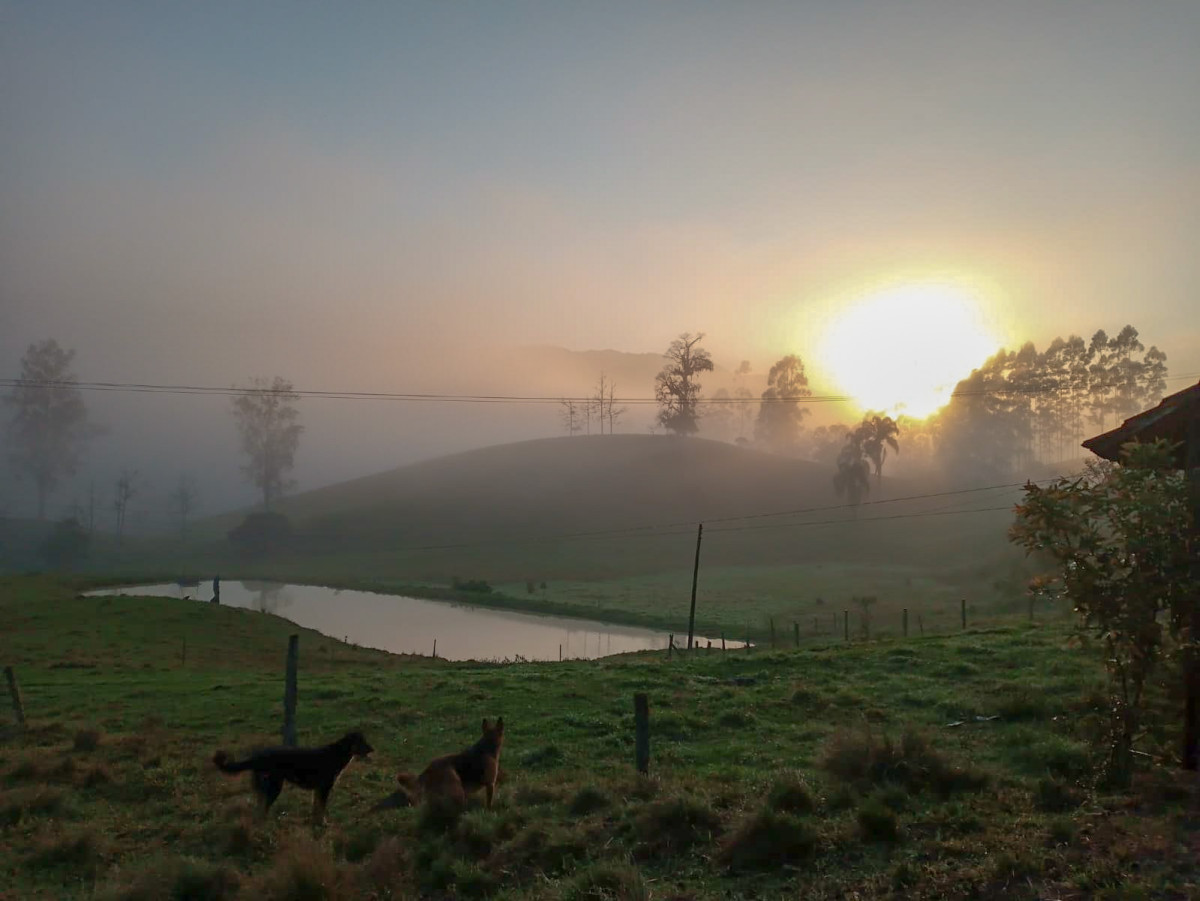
[856,799,901,843]
[452,578,493,594]
[765,773,815,814]
[568,784,610,816]
[820,726,988,796]
[564,862,649,900]
[633,795,722,857]
[73,729,102,752]
[720,809,818,871]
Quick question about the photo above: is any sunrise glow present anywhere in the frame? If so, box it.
[816,282,1002,419]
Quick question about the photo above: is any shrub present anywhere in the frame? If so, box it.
[565,862,649,900]
[720,809,818,871]
[857,799,901,843]
[73,729,102,752]
[568,784,610,816]
[820,725,988,796]
[765,773,815,814]
[633,795,722,857]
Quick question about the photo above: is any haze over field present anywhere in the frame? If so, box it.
[3,2,1198,522]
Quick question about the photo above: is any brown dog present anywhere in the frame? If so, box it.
[394,717,504,810]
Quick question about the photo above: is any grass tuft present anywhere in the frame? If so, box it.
[765,772,815,814]
[856,798,901,843]
[568,783,611,816]
[820,725,988,796]
[632,795,722,857]
[720,809,819,871]
[564,861,650,900]
[72,728,102,752]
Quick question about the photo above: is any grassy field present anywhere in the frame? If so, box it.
[1,574,1197,899]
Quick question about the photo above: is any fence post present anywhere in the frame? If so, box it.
[793,622,800,648]
[961,598,967,631]
[282,635,298,747]
[634,693,650,775]
[559,643,563,662]
[4,666,26,730]
[432,639,437,659]
[721,632,726,651]
[668,635,674,659]
[902,608,908,638]
[769,618,776,648]
[843,610,849,642]
[918,614,924,636]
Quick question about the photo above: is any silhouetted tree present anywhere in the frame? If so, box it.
[654,333,714,436]
[231,377,303,510]
[112,469,138,545]
[754,354,812,453]
[559,398,583,436]
[4,340,100,519]
[832,432,872,510]
[856,414,901,485]
[168,474,199,539]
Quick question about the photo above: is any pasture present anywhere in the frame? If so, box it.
[1,574,1196,899]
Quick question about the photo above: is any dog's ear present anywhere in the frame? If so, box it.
[495,717,504,733]
[481,718,491,732]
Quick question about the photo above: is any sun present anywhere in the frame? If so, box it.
[816,281,1002,419]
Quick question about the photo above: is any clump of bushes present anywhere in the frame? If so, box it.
[820,725,988,796]
[719,809,818,871]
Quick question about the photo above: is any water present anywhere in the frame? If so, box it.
[86,580,741,661]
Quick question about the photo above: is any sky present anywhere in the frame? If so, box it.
[2,1,1199,518]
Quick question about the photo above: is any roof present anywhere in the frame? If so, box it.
[1081,379,1200,467]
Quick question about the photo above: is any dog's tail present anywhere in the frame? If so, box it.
[212,751,253,774]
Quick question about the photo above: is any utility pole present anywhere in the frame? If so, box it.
[686,523,704,650]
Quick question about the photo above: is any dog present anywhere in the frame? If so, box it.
[212,730,373,822]
[391,717,505,811]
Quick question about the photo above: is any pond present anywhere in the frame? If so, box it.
[86,580,741,661]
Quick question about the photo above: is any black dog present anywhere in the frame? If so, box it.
[213,730,373,822]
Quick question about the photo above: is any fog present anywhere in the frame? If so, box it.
[3,3,1199,526]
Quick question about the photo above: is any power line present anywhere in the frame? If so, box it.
[392,479,1043,553]
[1,371,1196,406]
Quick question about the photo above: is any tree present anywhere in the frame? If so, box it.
[112,469,138,545]
[559,398,583,436]
[654,333,714,436]
[857,414,901,485]
[4,339,99,519]
[231,377,303,510]
[591,372,626,435]
[168,474,199,539]
[832,432,872,510]
[754,355,812,453]
[1010,440,1197,784]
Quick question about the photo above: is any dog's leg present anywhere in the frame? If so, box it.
[312,784,332,824]
[255,772,284,816]
[485,781,494,809]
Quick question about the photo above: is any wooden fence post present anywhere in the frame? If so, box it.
[961,598,967,631]
[793,622,800,648]
[559,643,563,662]
[282,635,298,747]
[4,666,26,730]
[721,632,726,651]
[668,635,674,659]
[918,614,924,636]
[902,608,908,638]
[432,639,437,659]
[634,693,650,775]
[843,610,849,642]
[769,619,776,648]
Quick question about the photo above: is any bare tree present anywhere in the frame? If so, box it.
[231,377,303,510]
[559,398,583,436]
[654,332,714,436]
[606,380,626,434]
[112,469,138,545]
[168,474,199,538]
[4,339,101,518]
[590,372,627,435]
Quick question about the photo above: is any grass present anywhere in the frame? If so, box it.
[0,573,1197,898]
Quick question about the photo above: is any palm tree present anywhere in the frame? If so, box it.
[857,414,900,486]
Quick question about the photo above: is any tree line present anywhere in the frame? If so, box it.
[3,340,304,552]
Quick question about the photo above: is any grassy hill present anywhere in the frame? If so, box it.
[5,435,1044,639]
[0,574,1194,899]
